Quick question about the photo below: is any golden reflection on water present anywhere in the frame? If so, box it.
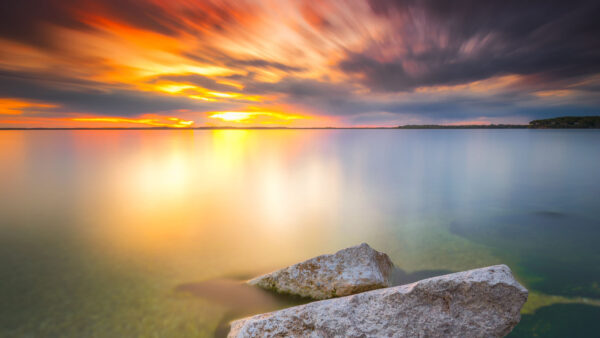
[2,129,558,280]
[15,130,351,281]
[0,129,516,279]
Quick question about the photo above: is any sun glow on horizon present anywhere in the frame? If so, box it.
[209,111,305,124]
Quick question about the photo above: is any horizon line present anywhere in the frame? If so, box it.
[0,125,530,131]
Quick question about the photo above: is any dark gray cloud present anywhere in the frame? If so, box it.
[225,59,305,73]
[341,0,600,92]
[236,73,600,123]
[0,0,88,49]
[244,77,351,98]
[182,50,306,74]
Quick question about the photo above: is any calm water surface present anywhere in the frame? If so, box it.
[1,130,599,337]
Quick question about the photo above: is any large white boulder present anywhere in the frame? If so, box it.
[248,243,394,299]
[231,264,528,337]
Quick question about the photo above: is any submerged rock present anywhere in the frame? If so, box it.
[248,243,394,299]
[230,265,528,337]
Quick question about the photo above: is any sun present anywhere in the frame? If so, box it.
[209,111,305,124]
[210,112,256,122]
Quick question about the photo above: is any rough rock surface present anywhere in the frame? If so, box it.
[248,243,393,299]
[230,265,528,338]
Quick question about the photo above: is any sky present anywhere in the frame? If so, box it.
[0,0,599,128]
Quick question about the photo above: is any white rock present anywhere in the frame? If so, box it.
[248,243,393,299]
[230,264,528,338]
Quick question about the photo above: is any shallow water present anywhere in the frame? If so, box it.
[0,129,599,337]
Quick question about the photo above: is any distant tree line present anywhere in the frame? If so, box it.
[397,124,527,129]
[397,116,600,129]
[529,116,600,128]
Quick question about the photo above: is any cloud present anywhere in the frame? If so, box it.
[341,0,600,92]
[0,70,231,116]
[0,0,599,126]
[0,0,241,47]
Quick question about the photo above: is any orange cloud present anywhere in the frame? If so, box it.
[534,90,574,97]
[71,115,194,128]
[147,82,263,102]
[0,98,58,115]
[0,1,372,128]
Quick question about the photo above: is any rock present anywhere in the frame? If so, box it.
[248,243,394,299]
[230,264,528,337]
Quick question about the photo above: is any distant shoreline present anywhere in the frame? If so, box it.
[0,126,596,130]
[0,126,529,130]
[1,116,598,130]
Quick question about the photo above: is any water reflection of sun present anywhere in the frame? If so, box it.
[70,130,348,278]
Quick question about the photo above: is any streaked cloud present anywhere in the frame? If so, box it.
[0,0,598,127]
